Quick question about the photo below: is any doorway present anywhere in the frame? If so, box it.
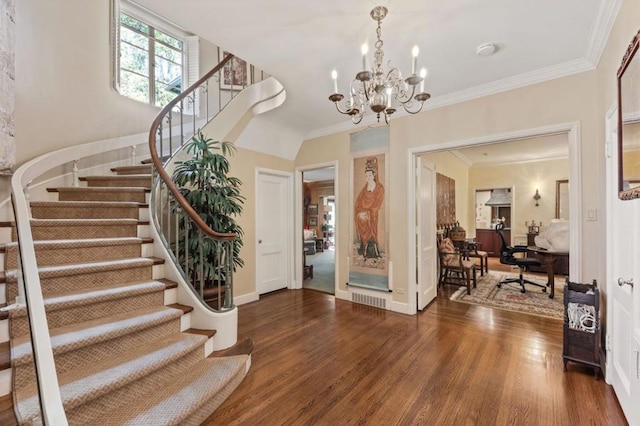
[300,166,336,295]
[408,122,582,314]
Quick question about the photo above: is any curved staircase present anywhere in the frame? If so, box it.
[2,166,251,424]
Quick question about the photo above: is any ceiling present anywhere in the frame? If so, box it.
[134,0,616,140]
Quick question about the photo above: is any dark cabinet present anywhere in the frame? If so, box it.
[475,229,510,257]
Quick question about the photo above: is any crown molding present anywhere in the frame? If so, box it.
[305,1,622,142]
[584,0,622,66]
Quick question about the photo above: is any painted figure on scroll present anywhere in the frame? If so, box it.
[355,157,384,259]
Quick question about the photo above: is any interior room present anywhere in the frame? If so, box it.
[2,0,639,424]
[302,167,336,294]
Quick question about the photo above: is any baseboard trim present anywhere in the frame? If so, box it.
[234,291,259,306]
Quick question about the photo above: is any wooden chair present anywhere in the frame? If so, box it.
[465,242,489,276]
[437,234,477,295]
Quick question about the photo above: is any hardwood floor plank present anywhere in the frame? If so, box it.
[204,289,626,425]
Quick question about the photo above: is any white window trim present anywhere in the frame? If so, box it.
[111,0,200,115]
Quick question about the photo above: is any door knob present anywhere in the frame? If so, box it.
[258,239,262,244]
[617,277,634,288]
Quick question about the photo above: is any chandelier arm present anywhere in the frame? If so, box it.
[402,101,425,115]
[333,100,354,115]
[351,111,364,124]
[395,84,417,105]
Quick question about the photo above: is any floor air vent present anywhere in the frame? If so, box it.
[351,292,386,309]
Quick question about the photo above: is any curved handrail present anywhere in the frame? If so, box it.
[148,53,236,242]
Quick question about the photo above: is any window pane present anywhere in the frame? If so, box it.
[120,70,150,103]
[121,43,149,76]
[155,82,179,107]
[121,13,149,35]
[121,26,148,50]
[155,43,182,64]
[154,29,183,50]
[155,56,182,85]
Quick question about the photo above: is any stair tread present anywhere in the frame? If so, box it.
[80,175,151,179]
[12,306,184,365]
[48,187,150,193]
[8,281,167,317]
[15,333,207,415]
[167,303,194,315]
[4,257,156,279]
[102,355,248,425]
[6,237,146,249]
[185,328,217,339]
[0,303,7,321]
[30,201,143,207]
[159,278,178,289]
[30,218,141,225]
[209,337,254,358]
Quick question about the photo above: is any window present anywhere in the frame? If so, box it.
[112,1,199,110]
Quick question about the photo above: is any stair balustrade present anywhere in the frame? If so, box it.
[148,53,262,312]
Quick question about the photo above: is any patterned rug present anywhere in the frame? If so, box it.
[449,271,564,319]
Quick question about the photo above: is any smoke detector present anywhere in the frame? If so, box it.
[476,43,498,57]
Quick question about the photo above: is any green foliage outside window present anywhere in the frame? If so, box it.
[119,13,183,107]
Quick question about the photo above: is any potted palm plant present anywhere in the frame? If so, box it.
[172,131,245,289]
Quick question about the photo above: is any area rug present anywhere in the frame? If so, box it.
[449,271,564,319]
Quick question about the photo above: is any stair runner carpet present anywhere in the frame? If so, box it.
[3,171,249,424]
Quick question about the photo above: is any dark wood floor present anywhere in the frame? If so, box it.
[206,278,627,425]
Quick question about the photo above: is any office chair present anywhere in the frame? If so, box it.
[495,223,546,293]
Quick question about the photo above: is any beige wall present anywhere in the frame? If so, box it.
[226,147,294,297]
[469,158,569,240]
[14,0,222,166]
[299,71,598,306]
[420,151,471,232]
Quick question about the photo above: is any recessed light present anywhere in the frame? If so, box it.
[476,43,498,57]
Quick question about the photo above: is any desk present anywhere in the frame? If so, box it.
[527,246,569,299]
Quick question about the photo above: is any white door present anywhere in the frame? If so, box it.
[606,112,640,424]
[256,171,291,294]
[416,156,437,310]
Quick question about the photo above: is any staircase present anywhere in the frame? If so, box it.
[0,165,251,424]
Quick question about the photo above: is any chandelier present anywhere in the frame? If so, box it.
[328,6,430,125]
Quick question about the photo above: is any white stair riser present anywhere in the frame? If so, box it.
[164,287,177,305]
[0,318,7,343]
[0,228,10,244]
[139,207,149,222]
[180,312,191,331]
[141,242,154,258]
[138,224,150,238]
[0,368,11,396]
[152,264,164,279]
[0,283,5,305]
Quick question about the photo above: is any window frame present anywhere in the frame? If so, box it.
[111,0,195,109]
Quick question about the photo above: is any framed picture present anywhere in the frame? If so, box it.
[218,48,252,90]
[308,216,318,227]
[307,204,318,215]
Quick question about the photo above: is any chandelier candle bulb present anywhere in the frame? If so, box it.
[361,44,368,70]
[386,87,392,108]
[331,70,338,93]
[412,45,419,75]
[420,68,427,92]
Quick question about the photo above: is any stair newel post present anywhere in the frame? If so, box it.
[72,160,79,187]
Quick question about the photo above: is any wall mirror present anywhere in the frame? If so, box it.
[555,180,569,219]
[618,29,640,200]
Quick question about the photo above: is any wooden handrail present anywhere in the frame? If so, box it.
[148,53,236,242]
